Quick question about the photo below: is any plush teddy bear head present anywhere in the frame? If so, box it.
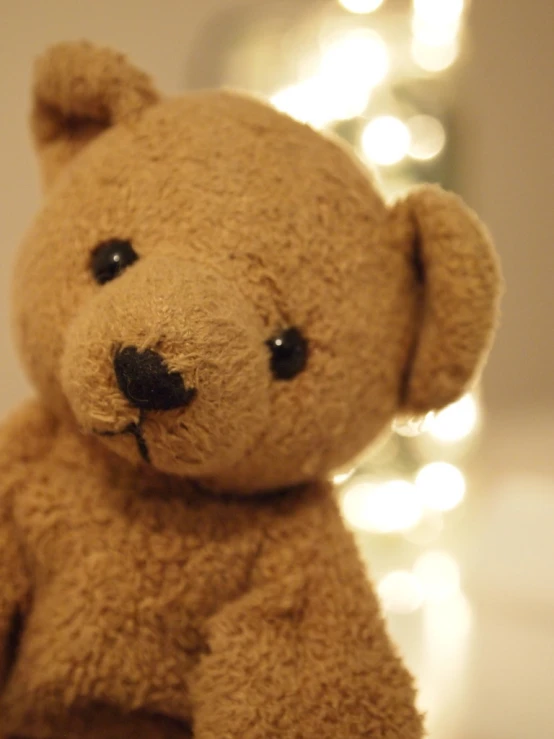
[12,42,501,492]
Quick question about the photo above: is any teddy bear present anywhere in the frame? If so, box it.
[0,41,501,739]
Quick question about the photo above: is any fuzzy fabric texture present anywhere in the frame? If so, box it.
[1,41,502,738]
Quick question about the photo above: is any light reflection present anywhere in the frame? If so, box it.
[415,462,466,512]
[361,116,411,166]
[377,551,464,615]
[271,77,369,128]
[419,591,473,727]
[427,394,479,443]
[271,30,389,128]
[319,29,389,89]
[271,79,333,128]
[408,115,446,161]
[378,570,424,613]
[392,414,430,437]
[341,478,423,533]
[412,15,460,46]
[412,0,464,47]
[413,0,464,26]
[338,0,385,15]
[412,37,460,72]
[333,468,355,486]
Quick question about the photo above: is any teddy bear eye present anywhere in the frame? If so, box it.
[266,327,309,381]
[91,239,138,285]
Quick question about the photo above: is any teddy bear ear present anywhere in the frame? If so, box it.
[391,184,502,415]
[31,41,160,188]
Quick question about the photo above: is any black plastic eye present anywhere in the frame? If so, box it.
[91,239,138,285]
[266,327,308,381]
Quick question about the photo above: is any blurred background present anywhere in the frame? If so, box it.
[0,1,553,737]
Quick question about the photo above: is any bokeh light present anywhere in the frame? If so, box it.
[404,511,444,546]
[408,115,446,160]
[320,29,389,89]
[341,478,423,533]
[361,116,411,166]
[338,0,385,14]
[272,29,389,128]
[333,468,355,486]
[427,394,479,443]
[393,414,431,437]
[415,462,466,512]
[412,37,460,72]
[412,0,464,45]
[378,570,424,613]
[413,0,464,26]
[271,79,336,129]
[414,550,461,602]
[412,17,459,47]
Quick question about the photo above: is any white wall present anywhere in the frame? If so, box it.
[457,0,554,414]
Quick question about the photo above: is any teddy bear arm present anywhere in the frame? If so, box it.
[0,511,28,694]
[0,402,50,692]
[191,512,424,739]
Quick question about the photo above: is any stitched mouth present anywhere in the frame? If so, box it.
[125,422,151,463]
[96,420,151,463]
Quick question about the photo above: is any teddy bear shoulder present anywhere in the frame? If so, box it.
[0,400,60,502]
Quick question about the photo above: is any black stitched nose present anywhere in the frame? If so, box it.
[113,347,196,411]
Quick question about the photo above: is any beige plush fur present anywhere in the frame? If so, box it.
[0,41,502,738]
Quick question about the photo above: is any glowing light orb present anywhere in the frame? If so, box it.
[412,38,460,72]
[333,468,355,486]
[427,394,479,443]
[320,29,389,89]
[408,115,446,160]
[416,462,466,512]
[413,0,464,25]
[338,0,384,15]
[341,479,423,533]
[362,116,411,166]
[378,570,424,613]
